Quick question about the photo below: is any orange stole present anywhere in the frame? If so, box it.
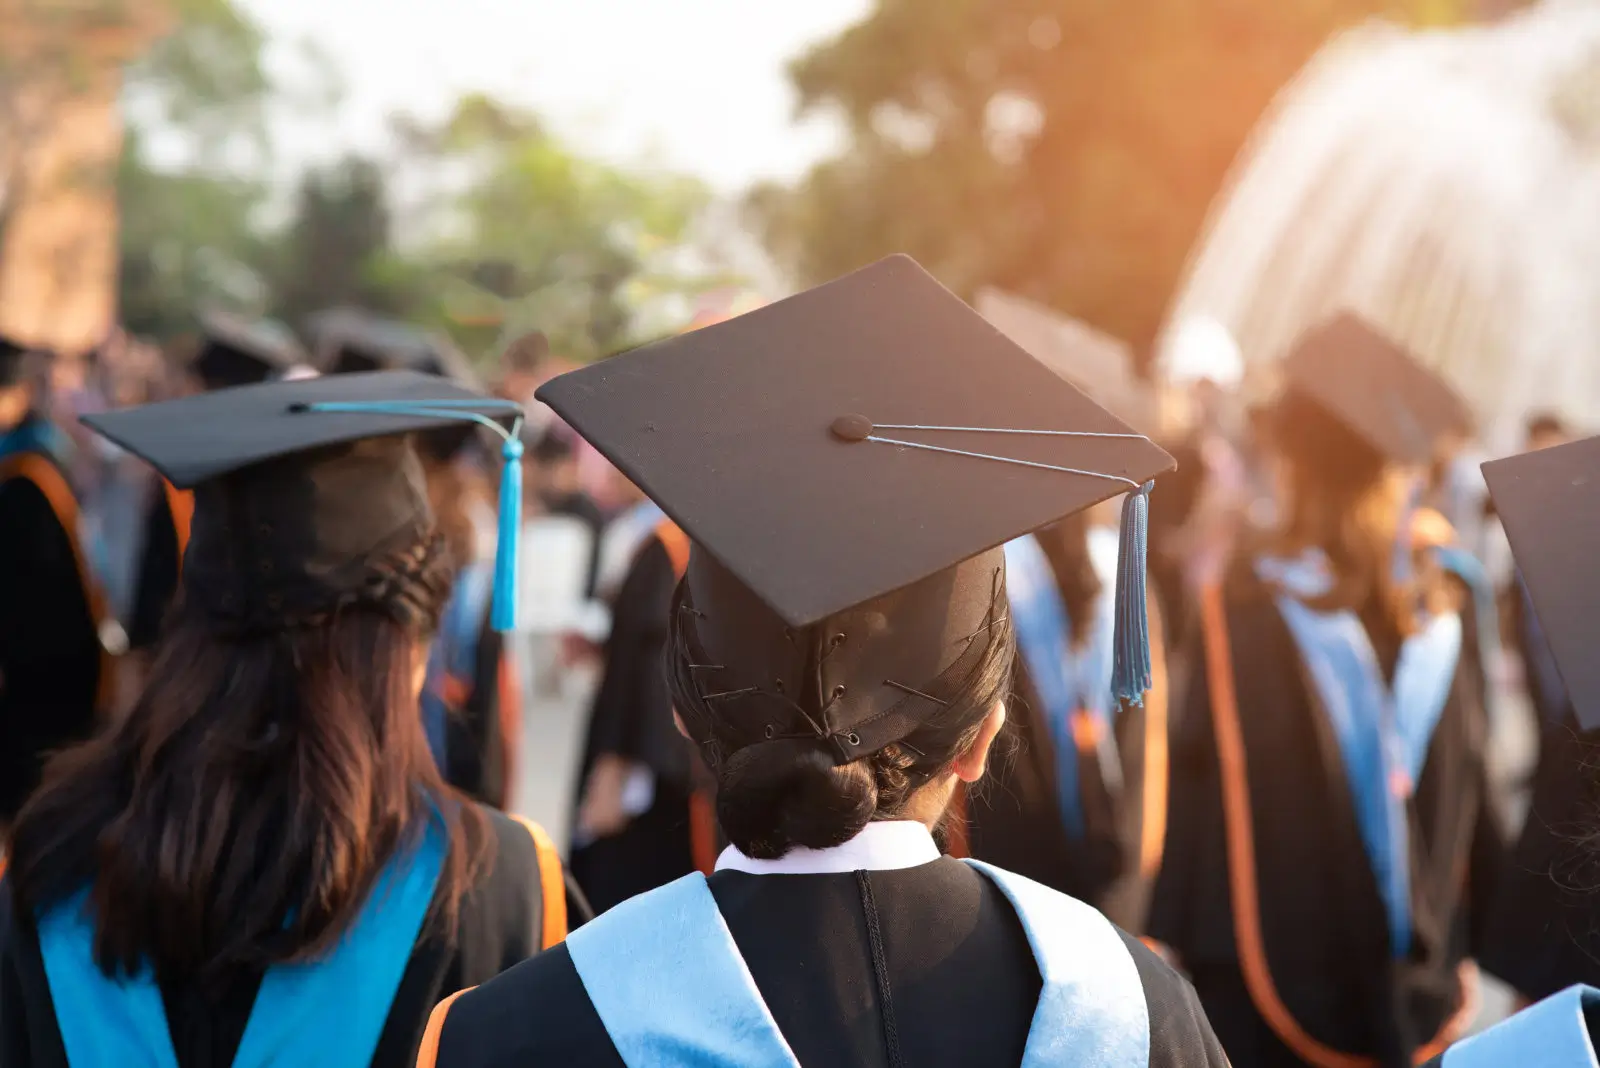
[162,478,194,565]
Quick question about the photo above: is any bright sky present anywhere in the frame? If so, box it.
[243,0,873,193]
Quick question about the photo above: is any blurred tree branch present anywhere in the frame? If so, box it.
[754,0,1495,358]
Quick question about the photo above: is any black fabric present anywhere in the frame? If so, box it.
[127,482,180,651]
[0,464,101,823]
[181,436,447,636]
[80,371,512,491]
[0,339,25,388]
[443,617,509,809]
[966,659,1124,909]
[1279,313,1472,464]
[1478,718,1600,1000]
[0,808,546,1068]
[536,254,1172,631]
[190,313,302,391]
[569,537,695,914]
[433,856,1230,1067]
[1146,562,1503,1067]
[1485,434,1600,730]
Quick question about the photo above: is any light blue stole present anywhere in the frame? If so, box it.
[420,560,494,770]
[564,861,1150,1068]
[1256,550,1461,958]
[1004,528,1120,839]
[1438,985,1600,1067]
[36,817,447,1068]
[0,415,73,467]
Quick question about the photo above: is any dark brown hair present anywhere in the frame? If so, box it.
[421,454,485,574]
[7,597,490,982]
[669,585,1016,860]
[1265,388,1453,661]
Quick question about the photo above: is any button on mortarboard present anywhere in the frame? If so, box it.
[1483,435,1600,730]
[1280,313,1473,464]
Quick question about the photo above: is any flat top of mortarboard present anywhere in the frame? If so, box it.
[80,369,517,489]
[1282,313,1473,463]
[536,253,1174,628]
[198,311,304,371]
[315,310,479,386]
[1483,436,1600,730]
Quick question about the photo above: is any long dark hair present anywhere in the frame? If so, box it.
[669,583,1016,860]
[7,597,490,982]
[1265,389,1453,661]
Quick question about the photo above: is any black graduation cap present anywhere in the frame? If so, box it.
[537,254,1174,765]
[81,370,526,633]
[1483,436,1600,730]
[0,335,28,387]
[312,311,478,384]
[192,313,305,391]
[1281,313,1474,463]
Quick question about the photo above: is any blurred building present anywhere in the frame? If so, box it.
[0,0,167,355]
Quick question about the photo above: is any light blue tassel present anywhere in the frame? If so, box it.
[491,436,523,632]
[1110,481,1156,707]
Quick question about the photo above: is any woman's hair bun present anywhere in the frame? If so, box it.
[715,737,877,860]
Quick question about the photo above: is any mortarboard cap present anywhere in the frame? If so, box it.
[537,254,1173,766]
[1482,435,1600,729]
[192,313,304,391]
[0,335,28,387]
[1280,313,1473,464]
[81,370,525,633]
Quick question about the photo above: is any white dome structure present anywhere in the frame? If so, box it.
[1159,2,1600,450]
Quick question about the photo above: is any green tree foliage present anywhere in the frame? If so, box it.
[270,156,400,326]
[117,128,271,338]
[115,0,277,337]
[753,0,1476,355]
[392,93,714,361]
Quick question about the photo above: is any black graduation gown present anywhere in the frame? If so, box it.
[569,536,695,913]
[441,616,513,810]
[127,483,180,653]
[965,660,1123,908]
[426,855,1231,1067]
[1147,562,1504,1068]
[0,452,102,823]
[1477,718,1600,1000]
[0,809,555,1068]
[966,582,1167,930]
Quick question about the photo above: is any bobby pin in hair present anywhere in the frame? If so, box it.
[884,679,948,706]
[686,663,725,672]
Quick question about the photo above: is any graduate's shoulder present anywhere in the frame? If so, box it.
[1111,927,1233,1067]
[426,940,619,1068]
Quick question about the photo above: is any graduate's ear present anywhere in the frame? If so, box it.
[951,701,1006,784]
[673,709,689,740]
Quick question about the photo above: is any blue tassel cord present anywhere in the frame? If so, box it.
[491,437,523,632]
[1110,481,1156,707]
[300,399,524,632]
